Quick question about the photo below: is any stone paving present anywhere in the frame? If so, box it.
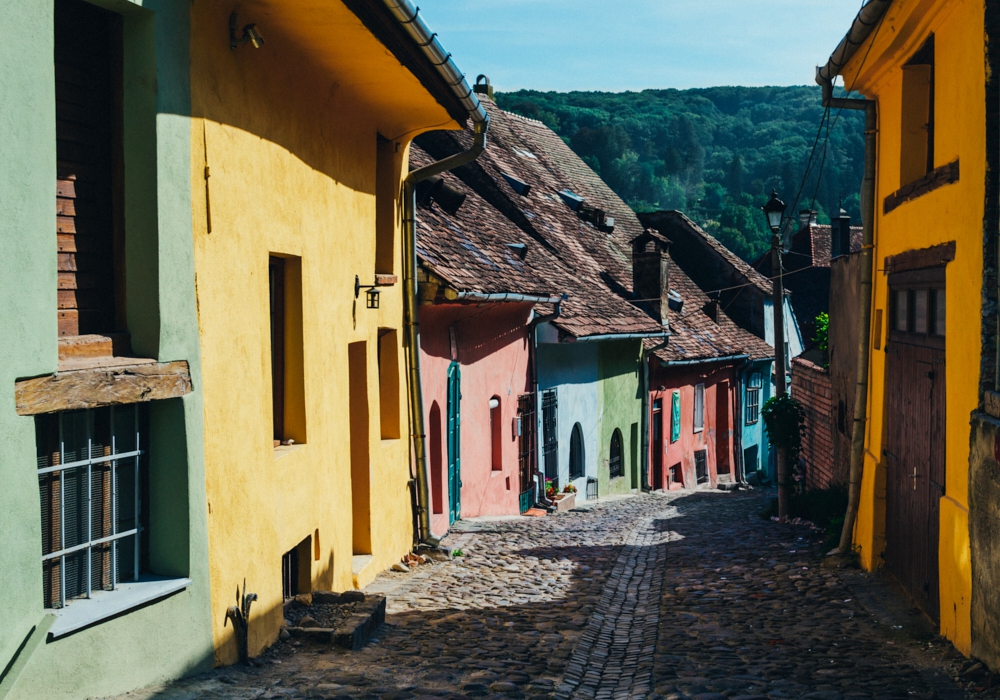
[109,490,988,700]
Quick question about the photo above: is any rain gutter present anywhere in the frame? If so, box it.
[571,331,670,343]
[663,353,750,367]
[816,0,893,85]
[815,6,881,555]
[452,291,563,304]
[386,0,490,547]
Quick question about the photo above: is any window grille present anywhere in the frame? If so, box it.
[541,389,558,479]
[37,405,145,610]
[694,384,705,432]
[609,429,624,479]
[745,373,761,425]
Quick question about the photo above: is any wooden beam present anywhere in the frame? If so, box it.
[15,360,192,415]
[883,241,956,275]
[883,160,960,214]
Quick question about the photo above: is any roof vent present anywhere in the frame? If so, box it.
[501,172,532,197]
[473,74,494,101]
[505,243,527,260]
[667,289,683,312]
[557,189,585,210]
[702,292,720,324]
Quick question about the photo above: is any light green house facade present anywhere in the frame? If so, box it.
[0,1,214,698]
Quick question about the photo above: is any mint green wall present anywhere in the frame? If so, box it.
[0,1,214,698]
[597,340,643,496]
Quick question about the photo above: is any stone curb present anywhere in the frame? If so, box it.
[286,595,387,650]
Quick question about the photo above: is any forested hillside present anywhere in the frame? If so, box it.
[496,87,865,262]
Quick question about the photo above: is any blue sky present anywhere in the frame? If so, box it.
[417,0,865,92]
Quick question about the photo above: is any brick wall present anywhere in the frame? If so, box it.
[791,356,836,491]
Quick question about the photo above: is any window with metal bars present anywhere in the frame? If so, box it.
[541,389,558,479]
[745,373,761,425]
[36,405,147,610]
[609,428,624,479]
[694,384,705,433]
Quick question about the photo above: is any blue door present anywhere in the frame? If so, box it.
[446,362,462,523]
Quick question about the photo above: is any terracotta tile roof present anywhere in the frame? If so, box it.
[412,98,774,362]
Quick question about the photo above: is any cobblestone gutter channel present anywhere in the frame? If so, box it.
[106,492,981,700]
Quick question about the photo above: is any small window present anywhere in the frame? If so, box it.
[378,329,400,439]
[569,423,585,479]
[375,135,396,275]
[894,290,909,332]
[913,289,929,334]
[693,384,705,433]
[932,289,946,336]
[37,406,147,609]
[609,429,624,479]
[900,35,934,186]
[490,396,502,471]
[745,373,761,425]
[269,255,306,446]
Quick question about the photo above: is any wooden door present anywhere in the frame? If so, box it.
[883,273,946,622]
[517,393,536,513]
[446,362,462,523]
[716,381,731,476]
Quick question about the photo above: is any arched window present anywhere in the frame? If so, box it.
[490,396,502,471]
[609,428,624,479]
[569,423,585,479]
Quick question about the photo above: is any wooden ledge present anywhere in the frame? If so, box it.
[884,160,959,215]
[883,241,956,275]
[15,360,192,415]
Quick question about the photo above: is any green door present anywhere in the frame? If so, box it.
[447,362,462,523]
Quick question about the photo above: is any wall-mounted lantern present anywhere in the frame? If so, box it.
[355,275,380,309]
[230,13,264,50]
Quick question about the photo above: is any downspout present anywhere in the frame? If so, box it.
[384,0,491,546]
[641,338,670,492]
[817,71,878,555]
[733,357,748,485]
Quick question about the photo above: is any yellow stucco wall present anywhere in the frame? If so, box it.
[842,0,982,654]
[188,0,458,664]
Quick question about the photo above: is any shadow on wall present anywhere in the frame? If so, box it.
[420,304,534,365]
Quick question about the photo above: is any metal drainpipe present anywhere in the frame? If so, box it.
[733,357,748,485]
[641,338,670,492]
[530,305,562,507]
[404,121,488,547]
[817,75,877,555]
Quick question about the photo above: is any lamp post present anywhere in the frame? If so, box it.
[762,190,789,521]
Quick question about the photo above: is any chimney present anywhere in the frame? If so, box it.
[631,230,671,327]
[798,209,818,230]
[831,208,852,258]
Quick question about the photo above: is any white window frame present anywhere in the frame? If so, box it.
[693,383,705,433]
[745,373,762,425]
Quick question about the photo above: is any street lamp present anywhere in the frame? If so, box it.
[762,189,790,522]
[761,189,787,236]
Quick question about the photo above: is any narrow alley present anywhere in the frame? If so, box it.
[112,492,979,700]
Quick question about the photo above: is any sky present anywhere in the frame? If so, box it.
[416,0,866,92]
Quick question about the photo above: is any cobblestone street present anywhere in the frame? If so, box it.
[114,491,983,700]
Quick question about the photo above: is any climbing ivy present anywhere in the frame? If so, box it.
[813,312,829,368]
[761,395,807,470]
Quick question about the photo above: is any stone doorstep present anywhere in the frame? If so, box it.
[286,594,386,651]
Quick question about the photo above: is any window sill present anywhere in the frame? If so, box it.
[883,160,959,214]
[274,443,306,460]
[47,576,191,640]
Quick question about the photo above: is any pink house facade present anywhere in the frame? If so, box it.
[421,303,534,536]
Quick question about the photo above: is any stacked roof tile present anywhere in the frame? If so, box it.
[412,99,774,362]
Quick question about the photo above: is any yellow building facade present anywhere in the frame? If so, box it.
[826,0,1000,657]
[187,0,471,663]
